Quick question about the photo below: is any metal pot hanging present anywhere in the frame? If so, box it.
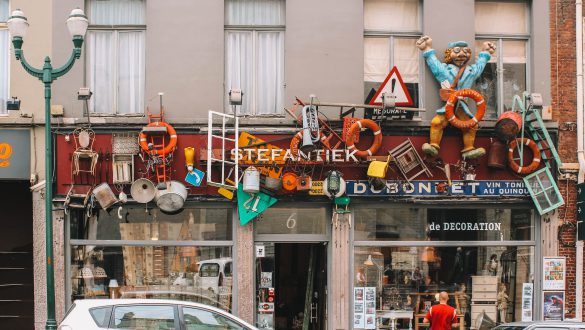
[243,166,260,194]
[155,181,188,212]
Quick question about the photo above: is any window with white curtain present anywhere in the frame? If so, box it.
[0,0,9,115]
[225,0,285,115]
[87,0,145,114]
[475,1,529,119]
[364,0,421,114]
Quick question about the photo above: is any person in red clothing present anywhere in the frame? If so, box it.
[423,291,458,330]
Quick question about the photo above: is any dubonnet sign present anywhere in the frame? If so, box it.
[346,180,530,197]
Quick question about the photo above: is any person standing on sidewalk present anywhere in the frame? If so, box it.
[423,291,459,330]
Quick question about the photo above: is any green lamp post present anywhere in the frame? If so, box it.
[7,8,88,330]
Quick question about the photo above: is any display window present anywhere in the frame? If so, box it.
[68,206,234,312]
[352,207,536,330]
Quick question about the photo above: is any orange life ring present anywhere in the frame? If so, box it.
[345,119,383,158]
[139,122,178,156]
[445,89,486,129]
[507,138,541,175]
[290,129,327,156]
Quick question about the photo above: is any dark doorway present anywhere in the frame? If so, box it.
[0,181,34,329]
[256,243,327,330]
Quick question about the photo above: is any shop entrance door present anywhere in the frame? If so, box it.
[256,243,327,330]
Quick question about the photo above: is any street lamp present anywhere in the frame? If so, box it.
[7,8,88,330]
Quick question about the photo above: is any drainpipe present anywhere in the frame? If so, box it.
[575,0,584,321]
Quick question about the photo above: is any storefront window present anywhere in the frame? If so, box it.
[354,208,533,241]
[352,206,536,330]
[69,206,234,311]
[353,246,534,329]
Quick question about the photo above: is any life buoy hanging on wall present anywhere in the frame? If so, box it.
[345,119,383,158]
[290,129,327,157]
[139,121,178,156]
[445,89,486,129]
[507,137,541,175]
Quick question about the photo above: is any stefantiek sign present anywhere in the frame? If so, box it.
[346,180,531,197]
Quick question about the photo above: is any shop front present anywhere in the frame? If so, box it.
[351,205,538,330]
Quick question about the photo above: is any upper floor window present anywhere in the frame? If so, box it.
[87,0,145,114]
[0,0,9,115]
[225,0,285,116]
[475,1,529,119]
[364,0,421,111]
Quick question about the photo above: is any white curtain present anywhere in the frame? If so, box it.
[118,31,145,114]
[225,0,285,26]
[256,32,284,115]
[475,2,527,34]
[90,0,145,25]
[364,0,419,31]
[88,31,115,113]
[0,29,7,114]
[394,38,419,83]
[225,32,253,114]
[0,0,8,22]
[364,37,389,82]
[503,40,527,64]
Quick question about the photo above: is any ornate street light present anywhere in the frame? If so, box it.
[8,8,88,330]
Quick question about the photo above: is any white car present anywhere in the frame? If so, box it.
[58,299,258,330]
[492,322,585,330]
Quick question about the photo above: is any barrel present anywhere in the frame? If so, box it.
[487,139,508,169]
[494,111,523,142]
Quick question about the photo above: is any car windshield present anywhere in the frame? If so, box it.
[493,326,527,330]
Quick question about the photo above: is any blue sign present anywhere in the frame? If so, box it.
[185,168,205,187]
[346,180,530,197]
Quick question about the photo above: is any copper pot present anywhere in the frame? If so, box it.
[487,139,508,169]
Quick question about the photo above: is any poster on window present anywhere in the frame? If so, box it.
[260,272,272,288]
[257,313,274,330]
[543,291,565,321]
[353,288,365,328]
[543,257,566,290]
[364,287,377,329]
[521,283,533,322]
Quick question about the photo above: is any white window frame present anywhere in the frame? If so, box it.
[475,0,531,116]
[363,0,424,114]
[0,0,9,116]
[86,0,146,116]
[225,24,285,117]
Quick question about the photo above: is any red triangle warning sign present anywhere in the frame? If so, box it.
[369,66,414,107]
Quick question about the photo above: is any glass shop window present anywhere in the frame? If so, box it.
[70,245,234,312]
[353,246,535,329]
[364,0,421,113]
[0,0,8,115]
[354,207,534,242]
[255,207,327,235]
[70,207,233,241]
[474,1,529,119]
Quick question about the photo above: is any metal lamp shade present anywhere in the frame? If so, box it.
[7,10,29,38]
[66,8,88,38]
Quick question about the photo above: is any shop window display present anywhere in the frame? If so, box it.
[69,207,234,311]
[354,246,534,329]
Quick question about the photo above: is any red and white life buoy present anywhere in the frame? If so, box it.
[445,89,486,129]
[345,119,383,158]
[139,122,178,156]
[290,129,327,156]
[507,137,541,175]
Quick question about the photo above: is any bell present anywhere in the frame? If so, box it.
[487,139,507,169]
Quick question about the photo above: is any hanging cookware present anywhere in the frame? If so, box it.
[264,176,282,191]
[93,183,118,210]
[155,180,188,213]
[494,111,523,142]
[243,166,260,194]
[487,139,508,169]
[282,172,298,192]
[130,178,156,203]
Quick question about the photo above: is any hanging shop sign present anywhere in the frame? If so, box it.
[0,129,30,180]
[543,257,566,291]
[346,180,531,197]
[234,146,360,164]
[428,221,502,232]
[236,184,278,225]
